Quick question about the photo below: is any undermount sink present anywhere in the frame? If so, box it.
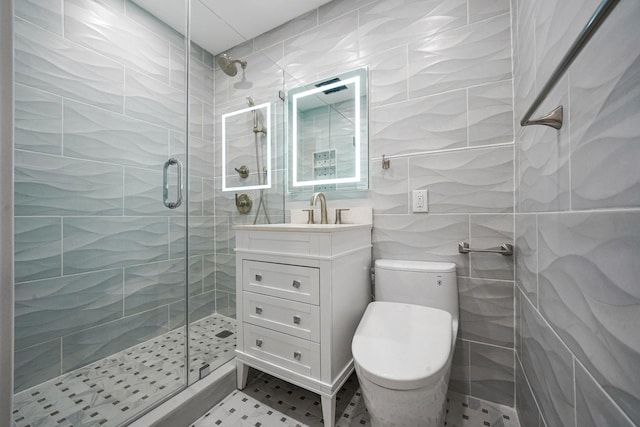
[232,223,371,232]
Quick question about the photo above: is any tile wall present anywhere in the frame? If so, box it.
[513,0,639,425]
[13,0,221,392]
[211,37,288,318]
[15,0,638,420]
[226,0,518,407]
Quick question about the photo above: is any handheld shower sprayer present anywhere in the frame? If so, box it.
[246,97,266,135]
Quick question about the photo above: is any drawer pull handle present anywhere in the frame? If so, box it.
[292,280,301,289]
[255,274,262,282]
[256,339,263,347]
[293,315,301,324]
[293,351,302,361]
[255,307,263,315]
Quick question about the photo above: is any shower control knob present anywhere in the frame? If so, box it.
[292,280,301,289]
[256,339,263,348]
[234,165,249,178]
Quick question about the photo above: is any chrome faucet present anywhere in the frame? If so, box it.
[310,192,328,224]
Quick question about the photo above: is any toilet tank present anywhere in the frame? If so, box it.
[374,259,458,319]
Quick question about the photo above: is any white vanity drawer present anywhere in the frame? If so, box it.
[243,260,319,305]
[243,324,320,379]
[243,291,320,342]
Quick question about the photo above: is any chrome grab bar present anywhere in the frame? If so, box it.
[458,242,513,256]
[163,158,183,209]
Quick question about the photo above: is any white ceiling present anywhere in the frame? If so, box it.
[132,0,332,55]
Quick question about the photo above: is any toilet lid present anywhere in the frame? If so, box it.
[352,302,452,391]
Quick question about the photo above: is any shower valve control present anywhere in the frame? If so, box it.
[412,189,429,213]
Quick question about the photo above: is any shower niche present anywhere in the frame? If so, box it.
[287,67,369,194]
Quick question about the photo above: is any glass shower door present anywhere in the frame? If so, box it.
[12,0,191,424]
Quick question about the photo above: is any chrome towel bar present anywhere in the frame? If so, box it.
[458,242,513,256]
[520,0,620,129]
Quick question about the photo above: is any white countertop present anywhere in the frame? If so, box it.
[232,223,371,232]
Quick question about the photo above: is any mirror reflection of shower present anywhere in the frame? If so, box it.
[246,96,271,224]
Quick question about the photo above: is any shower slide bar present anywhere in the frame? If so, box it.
[458,242,514,256]
[520,0,620,129]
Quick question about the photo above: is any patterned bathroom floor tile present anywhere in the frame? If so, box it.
[193,372,520,427]
[12,314,237,427]
[445,392,520,427]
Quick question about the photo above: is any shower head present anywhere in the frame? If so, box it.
[246,97,255,107]
[217,54,247,77]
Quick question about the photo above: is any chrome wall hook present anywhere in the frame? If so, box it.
[382,155,390,170]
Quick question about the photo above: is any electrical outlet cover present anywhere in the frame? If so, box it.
[412,189,429,212]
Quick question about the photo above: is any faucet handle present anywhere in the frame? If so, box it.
[334,208,350,224]
[302,209,315,224]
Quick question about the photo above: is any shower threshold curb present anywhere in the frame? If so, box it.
[129,359,236,427]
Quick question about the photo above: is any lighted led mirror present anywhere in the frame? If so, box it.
[221,102,271,192]
[288,67,368,193]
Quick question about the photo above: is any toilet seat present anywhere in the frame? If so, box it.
[352,301,452,391]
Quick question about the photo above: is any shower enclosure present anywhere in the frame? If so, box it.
[10,0,286,424]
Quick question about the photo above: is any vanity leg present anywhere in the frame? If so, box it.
[321,394,336,427]
[236,361,249,390]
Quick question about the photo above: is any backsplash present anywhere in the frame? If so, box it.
[513,0,640,425]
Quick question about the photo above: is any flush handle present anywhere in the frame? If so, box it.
[292,280,301,289]
[293,315,301,325]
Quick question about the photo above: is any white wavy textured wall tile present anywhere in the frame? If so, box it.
[15,18,125,113]
[370,89,468,157]
[14,84,63,155]
[537,211,640,423]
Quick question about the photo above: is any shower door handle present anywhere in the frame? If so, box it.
[163,158,183,209]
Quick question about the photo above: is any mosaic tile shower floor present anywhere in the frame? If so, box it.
[193,371,520,427]
[12,314,237,427]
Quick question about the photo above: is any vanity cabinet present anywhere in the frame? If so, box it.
[234,224,372,427]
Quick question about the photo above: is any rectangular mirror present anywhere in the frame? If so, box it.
[287,67,368,193]
[222,102,271,192]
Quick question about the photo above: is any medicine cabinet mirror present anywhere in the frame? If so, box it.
[287,67,368,194]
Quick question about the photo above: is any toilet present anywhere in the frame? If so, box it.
[352,259,458,427]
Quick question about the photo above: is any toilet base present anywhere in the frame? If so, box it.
[355,364,450,427]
